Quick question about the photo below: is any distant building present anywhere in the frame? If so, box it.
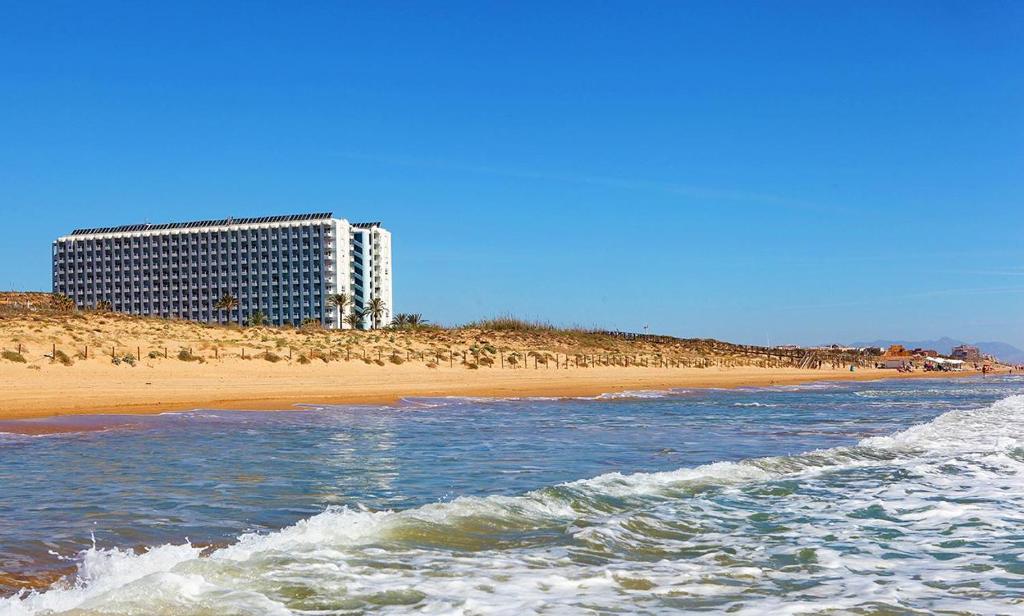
[52,213,392,328]
[884,344,911,358]
[950,345,981,361]
[923,356,965,372]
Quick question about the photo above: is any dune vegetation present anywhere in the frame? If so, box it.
[0,294,876,372]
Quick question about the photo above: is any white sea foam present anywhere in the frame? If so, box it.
[5,394,1024,615]
[861,393,1024,453]
[585,389,680,400]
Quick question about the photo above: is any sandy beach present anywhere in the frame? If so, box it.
[0,306,993,423]
[0,359,981,423]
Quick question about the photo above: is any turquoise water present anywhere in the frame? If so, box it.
[2,377,1023,614]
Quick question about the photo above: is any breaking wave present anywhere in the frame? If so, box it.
[5,395,1024,615]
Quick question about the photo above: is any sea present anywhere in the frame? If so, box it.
[1,376,1023,615]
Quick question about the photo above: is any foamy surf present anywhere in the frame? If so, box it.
[5,394,1024,615]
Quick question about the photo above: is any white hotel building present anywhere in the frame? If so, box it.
[52,213,392,328]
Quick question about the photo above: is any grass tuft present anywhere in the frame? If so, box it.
[460,315,559,332]
[177,349,204,363]
[2,350,27,363]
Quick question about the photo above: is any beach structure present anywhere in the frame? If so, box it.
[52,213,392,328]
[883,344,911,357]
[950,344,981,362]
[881,357,915,370]
[923,356,965,372]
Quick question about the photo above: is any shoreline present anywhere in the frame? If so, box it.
[0,364,988,428]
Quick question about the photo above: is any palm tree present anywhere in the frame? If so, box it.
[391,313,427,329]
[248,310,268,327]
[364,297,387,330]
[50,293,76,313]
[344,310,364,330]
[214,293,239,323]
[326,292,350,329]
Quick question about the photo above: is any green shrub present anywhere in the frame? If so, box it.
[248,310,268,327]
[149,350,162,359]
[3,350,27,363]
[177,349,204,363]
[389,353,404,365]
[460,315,556,332]
[296,354,311,365]
[54,349,73,366]
[263,351,282,363]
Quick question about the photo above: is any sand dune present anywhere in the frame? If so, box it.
[0,304,984,421]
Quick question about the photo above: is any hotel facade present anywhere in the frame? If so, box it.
[52,213,392,328]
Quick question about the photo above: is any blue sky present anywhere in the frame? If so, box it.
[1,1,1021,347]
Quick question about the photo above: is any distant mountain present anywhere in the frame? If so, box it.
[848,337,1024,364]
[973,342,1024,364]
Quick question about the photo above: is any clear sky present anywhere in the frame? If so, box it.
[1,1,1021,347]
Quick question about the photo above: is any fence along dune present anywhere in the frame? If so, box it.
[0,295,974,420]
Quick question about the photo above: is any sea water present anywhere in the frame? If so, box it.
[1,376,1023,614]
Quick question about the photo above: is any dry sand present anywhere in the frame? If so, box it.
[0,358,978,422]
[0,306,989,424]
